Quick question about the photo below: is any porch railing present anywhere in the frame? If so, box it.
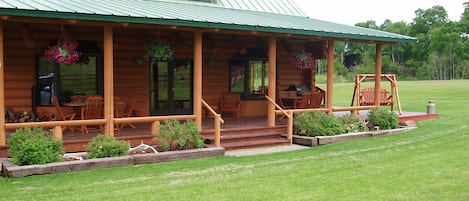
[266,95,379,143]
[113,115,197,136]
[264,95,293,142]
[3,115,197,144]
[201,99,224,147]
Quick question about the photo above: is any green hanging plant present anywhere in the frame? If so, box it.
[144,43,174,64]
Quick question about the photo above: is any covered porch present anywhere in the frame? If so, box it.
[0,0,418,156]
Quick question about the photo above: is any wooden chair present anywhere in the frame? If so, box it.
[52,96,76,132]
[297,91,324,109]
[359,88,394,110]
[278,91,299,109]
[118,96,136,129]
[83,96,104,133]
[219,93,241,119]
[70,95,86,103]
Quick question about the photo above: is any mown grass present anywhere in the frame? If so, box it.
[1,80,468,201]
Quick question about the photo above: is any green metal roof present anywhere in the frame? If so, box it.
[0,0,416,43]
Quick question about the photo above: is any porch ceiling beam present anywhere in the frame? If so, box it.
[20,23,36,48]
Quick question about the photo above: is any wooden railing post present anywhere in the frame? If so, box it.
[287,110,293,143]
[151,121,160,137]
[214,114,221,147]
[53,126,63,140]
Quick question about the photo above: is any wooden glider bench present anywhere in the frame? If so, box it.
[359,88,394,111]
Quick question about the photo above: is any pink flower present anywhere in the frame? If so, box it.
[44,39,81,65]
[289,52,316,70]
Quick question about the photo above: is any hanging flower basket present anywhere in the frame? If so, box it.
[43,39,82,65]
[144,43,174,64]
[289,51,316,70]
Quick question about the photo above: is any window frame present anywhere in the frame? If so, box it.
[35,53,103,106]
[229,58,272,100]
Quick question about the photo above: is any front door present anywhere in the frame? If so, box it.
[150,60,192,115]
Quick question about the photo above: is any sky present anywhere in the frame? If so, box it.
[294,0,466,25]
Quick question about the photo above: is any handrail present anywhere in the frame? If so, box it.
[264,95,293,142]
[264,95,291,119]
[201,98,223,147]
[201,99,224,124]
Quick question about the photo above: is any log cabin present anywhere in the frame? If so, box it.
[0,0,416,156]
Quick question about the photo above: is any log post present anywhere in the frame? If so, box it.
[374,44,382,107]
[287,110,293,143]
[151,121,160,136]
[193,31,203,129]
[267,36,277,127]
[0,21,5,146]
[103,25,115,136]
[53,126,63,140]
[214,114,221,147]
[326,40,335,115]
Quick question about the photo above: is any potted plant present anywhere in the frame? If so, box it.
[144,43,174,65]
[289,51,316,70]
[43,39,81,65]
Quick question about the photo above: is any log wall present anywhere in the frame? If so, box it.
[3,21,322,117]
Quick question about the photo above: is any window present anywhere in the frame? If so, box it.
[36,55,102,105]
[229,59,269,100]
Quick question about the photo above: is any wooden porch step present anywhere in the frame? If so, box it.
[204,131,282,141]
[202,125,290,151]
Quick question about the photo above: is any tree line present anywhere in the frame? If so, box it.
[322,2,469,81]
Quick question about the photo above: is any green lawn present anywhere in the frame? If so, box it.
[1,80,469,201]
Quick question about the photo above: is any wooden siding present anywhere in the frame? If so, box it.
[3,21,323,118]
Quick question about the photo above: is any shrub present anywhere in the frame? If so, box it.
[86,135,128,159]
[8,127,64,165]
[294,112,344,137]
[368,107,399,130]
[157,120,204,151]
[339,114,367,133]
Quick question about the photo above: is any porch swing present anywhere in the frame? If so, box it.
[350,74,402,114]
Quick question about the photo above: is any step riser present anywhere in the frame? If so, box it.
[217,128,285,136]
[203,126,289,150]
[209,135,282,144]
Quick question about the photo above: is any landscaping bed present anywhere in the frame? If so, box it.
[1,147,225,178]
[288,126,417,147]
